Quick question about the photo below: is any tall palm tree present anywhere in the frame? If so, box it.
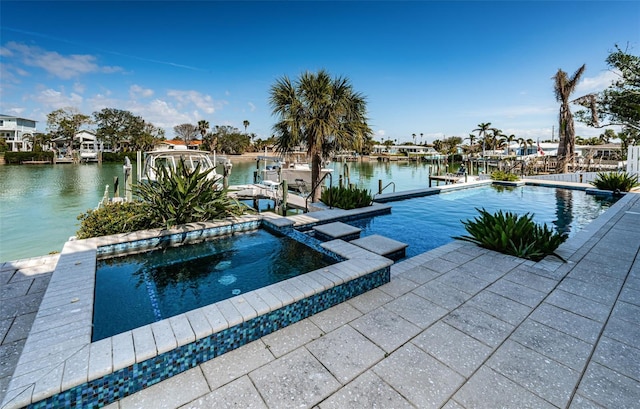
[420,133,424,145]
[502,134,517,156]
[197,120,210,150]
[473,122,492,171]
[243,120,250,134]
[270,70,372,202]
[412,133,416,145]
[517,137,529,156]
[554,64,586,173]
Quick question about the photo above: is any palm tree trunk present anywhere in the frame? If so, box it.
[310,151,322,202]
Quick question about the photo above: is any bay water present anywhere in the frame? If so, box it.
[0,158,438,262]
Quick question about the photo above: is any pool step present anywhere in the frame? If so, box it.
[350,234,408,261]
[313,222,361,241]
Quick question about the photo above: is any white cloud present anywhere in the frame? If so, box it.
[129,84,154,99]
[576,69,619,94]
[73,82,86,94]
[2,41,123,80]
[167,89,215,114]
[248,102,256,112]
[33,88,83,109]
[376,129,386,138]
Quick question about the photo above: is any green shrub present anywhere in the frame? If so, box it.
[4,151,54,164]
[490,170,519,182]
[101,152,138,163]
[454,208,568,261]
[135,158,250,229]
[321,186,372,209]
[590,171,639,192]
[76,201,155,239]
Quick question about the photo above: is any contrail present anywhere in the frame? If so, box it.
[2,27,208,72]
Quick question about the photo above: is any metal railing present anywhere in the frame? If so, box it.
[372,181,395,201]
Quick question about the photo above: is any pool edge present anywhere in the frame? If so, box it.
[1,215,392,409]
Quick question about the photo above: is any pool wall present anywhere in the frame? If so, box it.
[2,215,392,409]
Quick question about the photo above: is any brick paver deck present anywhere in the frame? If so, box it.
[1,193,638,409]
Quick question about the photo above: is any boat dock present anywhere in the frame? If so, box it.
[228,183,312,212]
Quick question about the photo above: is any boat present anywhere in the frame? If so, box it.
[256,155,333,191]
[140,146,222,183]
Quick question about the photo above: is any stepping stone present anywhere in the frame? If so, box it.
[350,234,408,261]
[313,222,361,241]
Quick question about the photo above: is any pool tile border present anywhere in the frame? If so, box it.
[1,214,392,409]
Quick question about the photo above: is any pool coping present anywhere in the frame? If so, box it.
[1,210,394,409]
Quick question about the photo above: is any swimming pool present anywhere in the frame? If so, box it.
[348,185,619,258]
[93,229,335,341]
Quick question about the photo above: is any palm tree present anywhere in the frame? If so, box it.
[473,122,492,172]
[412,133,416,145]
[243,120,250,134]
[518,137,530,156]
[554,64,586,173]
[269,70,372,202]
[420,133,423,145]
[502,134,517,156]
[197,120,209,149]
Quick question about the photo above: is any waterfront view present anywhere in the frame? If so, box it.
[0,159,437,261]
[0,157,616,262]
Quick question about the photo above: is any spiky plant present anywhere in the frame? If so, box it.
[454,208,568,261]
[591,171,639,192]
[135,158,250,229]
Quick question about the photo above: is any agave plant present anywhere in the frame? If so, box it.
[454,208,568,261]
[135,158,250,229]
[590,171,639,192]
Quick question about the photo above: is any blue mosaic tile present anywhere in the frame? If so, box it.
[28,265,389,408]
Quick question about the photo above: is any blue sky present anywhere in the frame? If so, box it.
[1,1,639,143]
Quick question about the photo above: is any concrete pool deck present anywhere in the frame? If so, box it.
[1,191,639,408]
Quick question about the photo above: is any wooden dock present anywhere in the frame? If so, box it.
[428,174,465,187]
[228,184,310,211]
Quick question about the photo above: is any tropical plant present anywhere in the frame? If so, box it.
[197,120,210,147]
[243,120,250,134]
[269,70,372,202]
[321,186,372,209]
[135,159,250,229]
[590,171,639,192]
[454,208,568,261]
[473,122,492,156]
[76,202,154,239]
[490,171,520,182]
[554,64,586,173]
[501,134,517,155]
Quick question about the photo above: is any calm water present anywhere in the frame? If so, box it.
[0,159,439,262]
[93,229,333,341]
[348,185,618,258]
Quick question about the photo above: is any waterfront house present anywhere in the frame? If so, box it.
[0,114,37,152]
[156,139,203,150]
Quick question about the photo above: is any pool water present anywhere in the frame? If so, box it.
[92,229,334,341]
[348,185,619,259]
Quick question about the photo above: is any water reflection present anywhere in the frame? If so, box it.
[554,189,574,235]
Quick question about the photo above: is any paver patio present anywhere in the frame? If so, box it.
[1,192,638,408]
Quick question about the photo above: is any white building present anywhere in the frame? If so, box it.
[0,114,38,151]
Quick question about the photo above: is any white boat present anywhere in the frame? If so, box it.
[257,156,333,191]
[140,147,222,183]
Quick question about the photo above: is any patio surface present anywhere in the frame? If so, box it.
[1,192,639,408]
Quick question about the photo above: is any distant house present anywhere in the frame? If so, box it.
[0,114,38,151]
[156,139,202,150]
